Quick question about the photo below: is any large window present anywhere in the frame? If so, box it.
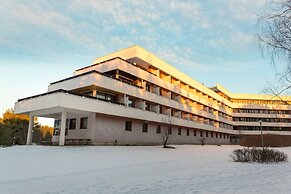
[96,92,116,102]
[69,118,76,130]
[142,123,148,133]
[125,121,132,131]
[80,117,88,129]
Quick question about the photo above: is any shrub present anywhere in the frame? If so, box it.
[231,147,288,163]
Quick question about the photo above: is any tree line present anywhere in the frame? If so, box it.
[0,109,53,147]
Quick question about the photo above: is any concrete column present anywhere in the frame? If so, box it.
[124,94,128,107]
[156,69,160,77]
[93,90,97,97]
[26,114,34,145]
[116,69,120,79]
[59,111,67,146]
[141,80,146,89]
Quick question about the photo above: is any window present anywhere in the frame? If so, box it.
[145,102,150,111]
[65,119,69,135]
[53,120,61,136]
[146,83,150,91]
[96,92,116,102]
[80,117,88,129]
[125,121,132,131]
[178,128,182,135]
[216,133,218,138]
[142,123,148,133]
[168,127,172,135]
[200,131,203,137]
[187,129,190,136]
[81,91,93,97]
[206,131,208,137]
[194,130,196,136]
[128,98,134,107]
[156,125,161,134]
[69,118,76,130]
[211,132,213,138]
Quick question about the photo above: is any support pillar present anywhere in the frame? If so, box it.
[124,94,128,107]
[26,115,34,145]
[59,111,67,146]
[93,90,97,97]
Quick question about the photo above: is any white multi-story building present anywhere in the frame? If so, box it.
[14,45,291,146]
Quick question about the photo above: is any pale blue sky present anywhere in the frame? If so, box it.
[0,0,278,125]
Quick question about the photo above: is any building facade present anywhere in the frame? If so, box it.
[14,45,291,146]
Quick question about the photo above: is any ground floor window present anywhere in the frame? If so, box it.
[168,127,172,135]
[178,128,182,135]
[142,123,148,133]
[69,118,76,130]
[194,130,196,136]
[125,121,132,131]
[156,125,161,134]
[187,129,190,136]
[80,117,88,129]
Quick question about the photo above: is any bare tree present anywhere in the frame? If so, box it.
[257,0,291,95]
[198,131,206,146]
[161,115,174,148]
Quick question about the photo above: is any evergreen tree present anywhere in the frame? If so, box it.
[0,109,54,146]
[0,123,12,147]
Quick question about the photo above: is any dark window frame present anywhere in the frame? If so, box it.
[178,128,182,135]
[156,125,161,134]
[142,123,148,133]
[69,118,76,130]
[80,117,88,129]
[125,121,132,131]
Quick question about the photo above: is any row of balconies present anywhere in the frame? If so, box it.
[133,78,233,120]
[233,109,291,115]
[75,58,234,114]
[233,117,291,123]
[48,65,288,131]
[89,90,234,130]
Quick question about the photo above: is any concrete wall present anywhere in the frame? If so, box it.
[93,114,229,145]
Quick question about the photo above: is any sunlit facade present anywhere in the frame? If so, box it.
[14,45,291,146]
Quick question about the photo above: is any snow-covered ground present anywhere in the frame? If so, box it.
[0,145,290,194]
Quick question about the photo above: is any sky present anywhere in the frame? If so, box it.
[0,0,279,126]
